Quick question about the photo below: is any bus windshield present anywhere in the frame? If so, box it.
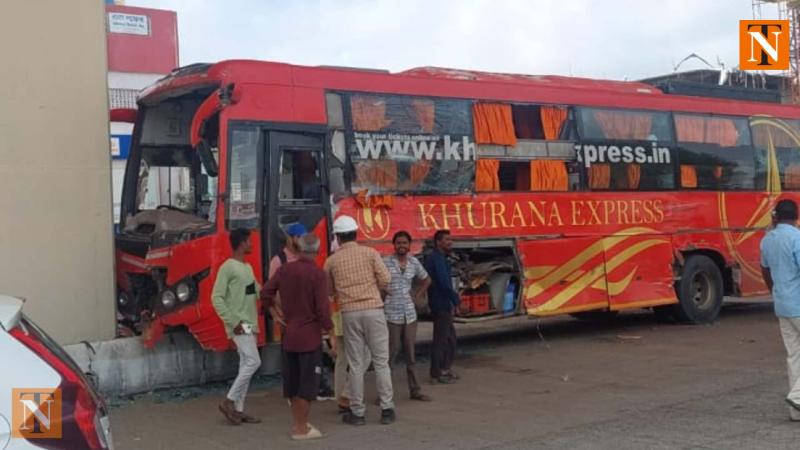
[121,92,221,234]
[129,146,218,229]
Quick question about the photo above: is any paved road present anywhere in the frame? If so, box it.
[109,301,800,449]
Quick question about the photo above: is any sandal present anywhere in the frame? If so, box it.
[291,424,323,440]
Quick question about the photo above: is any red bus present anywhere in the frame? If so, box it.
[114,60,800,350]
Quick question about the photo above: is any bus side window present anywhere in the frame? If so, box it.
[278,150,322,204]
[477,159,580,192]
[577,107,676,192]
[675,114,755,191]
[328,130,347,194]
[325,93,348,195]
[475,104,578,192]
[228,128,260,229]
[752,117,800,191]
[345,93,474,194]
[510,104,570,141]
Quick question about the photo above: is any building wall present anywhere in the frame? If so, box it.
[106,4,178,225]
[0,0,115,344]
[106,4,179,74]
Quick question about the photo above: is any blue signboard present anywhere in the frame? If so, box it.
[110,134,131,160]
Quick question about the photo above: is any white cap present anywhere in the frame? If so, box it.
[333,215,358,234]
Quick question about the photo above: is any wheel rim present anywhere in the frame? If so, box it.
[691,271,715,311]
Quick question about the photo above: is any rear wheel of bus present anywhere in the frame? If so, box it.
[672,254,724,324]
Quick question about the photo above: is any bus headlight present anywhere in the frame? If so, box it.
[161,290,177,309]
[176,282,193,302]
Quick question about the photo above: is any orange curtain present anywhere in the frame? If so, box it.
[476,159,500,191]
[530,160,568,191]
[399,160,433,190]
[409,160,432,185]
[786,165,800,189]
[350,96,392,131]
[472,103,517,146]
[705,118,739,147]
[675,115,705,142]
[593,110,652,140]
[412,99,435,133]
[626,164,641,189]
[680,165,698,188]
[588,164,611,189]
[355,160,398,189]
[540,106,568,140]
[375,160,397,188]
[355,190,395,209]
[675,115,739,146]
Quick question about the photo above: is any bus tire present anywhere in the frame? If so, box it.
[673,255,724,324]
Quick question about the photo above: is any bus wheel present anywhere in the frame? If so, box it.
[674,255,724,324]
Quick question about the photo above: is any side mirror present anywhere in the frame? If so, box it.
[196,139,219,177]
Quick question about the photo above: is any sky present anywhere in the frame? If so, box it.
[129,0,781,81]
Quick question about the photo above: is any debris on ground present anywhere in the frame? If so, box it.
[106,374,282,409]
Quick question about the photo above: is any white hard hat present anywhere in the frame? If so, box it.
[333,215,358,234]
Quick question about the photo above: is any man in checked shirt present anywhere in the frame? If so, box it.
[324,215,395,426]
[383,231,432,402]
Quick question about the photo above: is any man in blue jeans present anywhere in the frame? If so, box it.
[424,229,463,384]
[761,199,800,421]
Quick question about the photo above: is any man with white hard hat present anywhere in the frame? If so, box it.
[324,215,395,425]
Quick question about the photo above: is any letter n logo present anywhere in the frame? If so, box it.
[739,20,790,70]
[12,388,62,439]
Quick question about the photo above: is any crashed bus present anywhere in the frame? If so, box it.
[114,60,800,350]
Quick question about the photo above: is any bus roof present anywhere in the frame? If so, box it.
[140,59,800,119]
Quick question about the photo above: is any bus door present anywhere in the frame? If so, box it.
[265,131,330,266]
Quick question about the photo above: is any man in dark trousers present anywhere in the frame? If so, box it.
[424,229,462,384]
[383,231,432,401]
[262,233,334,440]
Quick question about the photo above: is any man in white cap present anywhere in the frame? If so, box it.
[324,215,395,425]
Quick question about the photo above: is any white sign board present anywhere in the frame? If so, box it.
[108,12,150,36]
[110,137,121,157]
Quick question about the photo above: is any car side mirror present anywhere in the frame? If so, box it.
[196,139,219,177]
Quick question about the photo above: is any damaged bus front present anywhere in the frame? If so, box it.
[115,67,262,350]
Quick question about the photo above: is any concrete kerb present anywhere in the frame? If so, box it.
[64,332,282,397]
[62,316,532,397]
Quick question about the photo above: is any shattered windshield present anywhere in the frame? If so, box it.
[135,147,218,221]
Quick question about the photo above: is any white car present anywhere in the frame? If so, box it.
[0,295,113,450]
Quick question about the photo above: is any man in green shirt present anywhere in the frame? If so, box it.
[212,228,262,425]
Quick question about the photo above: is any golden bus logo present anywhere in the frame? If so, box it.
[740,20,790,70]
[358,207,391,240]
[12,388,62,439]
